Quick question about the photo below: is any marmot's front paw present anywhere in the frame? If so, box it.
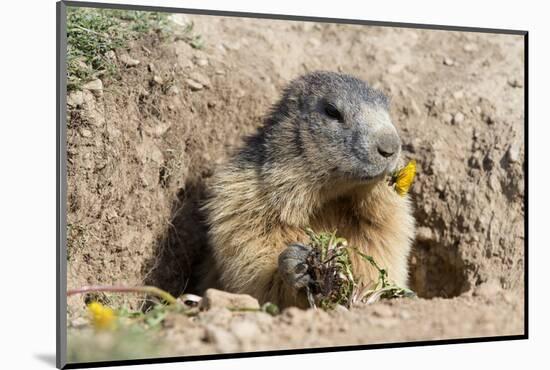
[278,243,313,290]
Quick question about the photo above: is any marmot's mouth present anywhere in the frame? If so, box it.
[354,170,388,183]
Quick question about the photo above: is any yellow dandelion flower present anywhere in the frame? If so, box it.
[392,160,416,197]
[87,301,116,330]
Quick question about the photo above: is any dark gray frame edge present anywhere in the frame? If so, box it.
[57,1,68,369]
[62,0,527,35]
[56,1,528,368]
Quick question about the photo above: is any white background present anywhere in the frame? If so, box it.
[0,0,546,368]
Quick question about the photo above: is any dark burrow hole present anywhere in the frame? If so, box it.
[408,240,469,299]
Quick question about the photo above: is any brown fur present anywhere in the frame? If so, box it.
[201,72,415,308]
[202,160,414,308]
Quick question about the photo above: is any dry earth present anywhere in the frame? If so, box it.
[66,13,525,361]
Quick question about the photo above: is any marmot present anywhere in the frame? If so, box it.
[201,71,415,308]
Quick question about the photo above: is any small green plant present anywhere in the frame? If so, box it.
[303,229,416,309]
[66,7,170,90]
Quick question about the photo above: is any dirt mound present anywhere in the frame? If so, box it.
[66,13,524,349]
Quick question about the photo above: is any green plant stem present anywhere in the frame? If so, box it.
[67,285,179,305]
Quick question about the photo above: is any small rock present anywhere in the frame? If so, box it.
[189,72,211,88]
[215,69,226,75]
[200,289,260,310]
[70,317,88,328]
[488,173,500,191]
[147,63,156,73]
[194,58,209,67]
[452,112,465,124]
[463,43,478,52]
[67,91,84,108]
[106,124,121,139]
[186,78,203,91]
[141,45,152,55]
[82,79,103,97]
[79,128,92,138]
[507,142,521,163]
[443,57,455,66]
[119,54,140,67]
[152,75,164,85]
[416,226,434,242]
[435,179,446,192]
[166,85,180,96]
[149,146,164,165]
[81,91,105,127]
[105,50,116,61]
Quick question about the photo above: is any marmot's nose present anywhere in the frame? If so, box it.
[377,132,401,158]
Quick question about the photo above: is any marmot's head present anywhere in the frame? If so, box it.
[242,71,402,186]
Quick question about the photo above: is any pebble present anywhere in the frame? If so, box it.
[152,75,164,85]
[507,142,521,163]
[119,54,140,67]
[189,72,211,88]
[166,85,180,96]
[200,289,260,310]
[105,50,116,61]
[443,57,455,66]
[488,173,500,192]
[67,90,84,108]
[416,226,434,242]
[186,78,203,91]
[452,112,465,124]
[195,58,209,67]
[79,128,93,138]
[70,317,88,328]
[141,45,152,55]
[82,79,103,97]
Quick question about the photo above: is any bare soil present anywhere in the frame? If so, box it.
[66,13,525,359]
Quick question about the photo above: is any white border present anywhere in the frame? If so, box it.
[2,0,546,369]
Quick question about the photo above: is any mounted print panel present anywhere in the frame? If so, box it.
[57,1,527,368]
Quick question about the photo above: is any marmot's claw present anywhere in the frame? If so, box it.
[278,243,313,290]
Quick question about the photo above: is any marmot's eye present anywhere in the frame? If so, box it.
[324,104,343,122]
